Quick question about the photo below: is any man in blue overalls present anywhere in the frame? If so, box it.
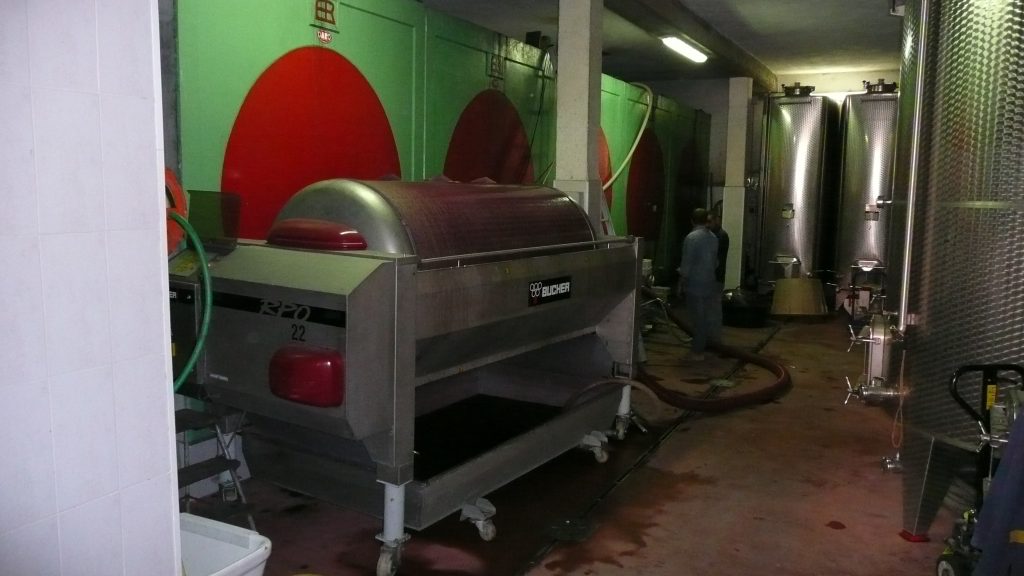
[678,208,719,361]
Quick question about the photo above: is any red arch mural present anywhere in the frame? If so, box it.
[625,128,665,241]
[444,89,534,184]
[599,128,613,206]
[222,46,401,239]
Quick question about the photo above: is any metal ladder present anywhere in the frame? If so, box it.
[175,408,255,530]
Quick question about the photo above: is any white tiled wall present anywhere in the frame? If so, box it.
[0,0,179,574]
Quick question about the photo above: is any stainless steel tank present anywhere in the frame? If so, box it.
[835,85,898,318]
[890,0,1024,537]
[758,89,839,289]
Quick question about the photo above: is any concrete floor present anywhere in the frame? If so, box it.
[527,315,955,576]
[223,311,955,575]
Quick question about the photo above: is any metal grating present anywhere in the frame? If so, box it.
[898,0,1024,533]
[903,0,1024,445]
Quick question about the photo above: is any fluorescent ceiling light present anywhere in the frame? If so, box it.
[660,36,708,63]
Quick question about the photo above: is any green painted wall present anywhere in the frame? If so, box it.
[600,76,647,234]
[599,78,711,281]
[505,42,557,184]
[423,12,555,181]
[174,0,708,273]
[177,0,424,190]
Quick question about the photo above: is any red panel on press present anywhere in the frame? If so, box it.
[269,345,345,407]
[625,128,665,241]
[267,218,367,251]
[444,89,535,184]
[223,46,401,239]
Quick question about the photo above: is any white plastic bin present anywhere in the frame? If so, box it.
[180,513,271,576]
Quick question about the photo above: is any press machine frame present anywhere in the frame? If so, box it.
[179,228,640,573]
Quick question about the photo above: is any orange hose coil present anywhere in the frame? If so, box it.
[165,168,188,255]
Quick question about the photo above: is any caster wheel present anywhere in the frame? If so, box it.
[935,553,971,576]
[477,520,497,542]
[593,448,609,464]
[377,550,400,576]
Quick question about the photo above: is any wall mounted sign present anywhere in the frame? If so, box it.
[311,0,338,44]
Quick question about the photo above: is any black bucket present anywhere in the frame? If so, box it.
[722,289,771,328]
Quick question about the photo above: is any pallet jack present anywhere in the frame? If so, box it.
[936,364,1024,576]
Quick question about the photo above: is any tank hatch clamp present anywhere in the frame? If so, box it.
[844,316,902,404]
[846,323,878,353]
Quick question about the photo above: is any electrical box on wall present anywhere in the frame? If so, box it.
[169,274,203,394]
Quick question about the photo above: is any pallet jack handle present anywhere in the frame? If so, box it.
[949,364,1024,443]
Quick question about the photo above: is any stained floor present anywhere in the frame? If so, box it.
[218,310,955,575]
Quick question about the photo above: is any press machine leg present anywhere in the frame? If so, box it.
[612,384,647,439]
[613,385,632,440]
[376,482,409,576]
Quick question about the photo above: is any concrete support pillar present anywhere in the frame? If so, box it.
[724,78,752,188]
[721,77,752,288]
[553,0,603,232]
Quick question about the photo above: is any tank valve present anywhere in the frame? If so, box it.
[845,375,901,404]
[881,451,903,473]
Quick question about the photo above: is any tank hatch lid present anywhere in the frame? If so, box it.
[782,82,815,96]
[864,79,898,93]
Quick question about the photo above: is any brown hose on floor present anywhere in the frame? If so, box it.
[638,286,792,413]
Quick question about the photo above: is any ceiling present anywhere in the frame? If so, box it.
[677,0,902,75]
[422,0,903,88]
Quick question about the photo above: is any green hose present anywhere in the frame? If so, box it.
[168,211,212,392]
